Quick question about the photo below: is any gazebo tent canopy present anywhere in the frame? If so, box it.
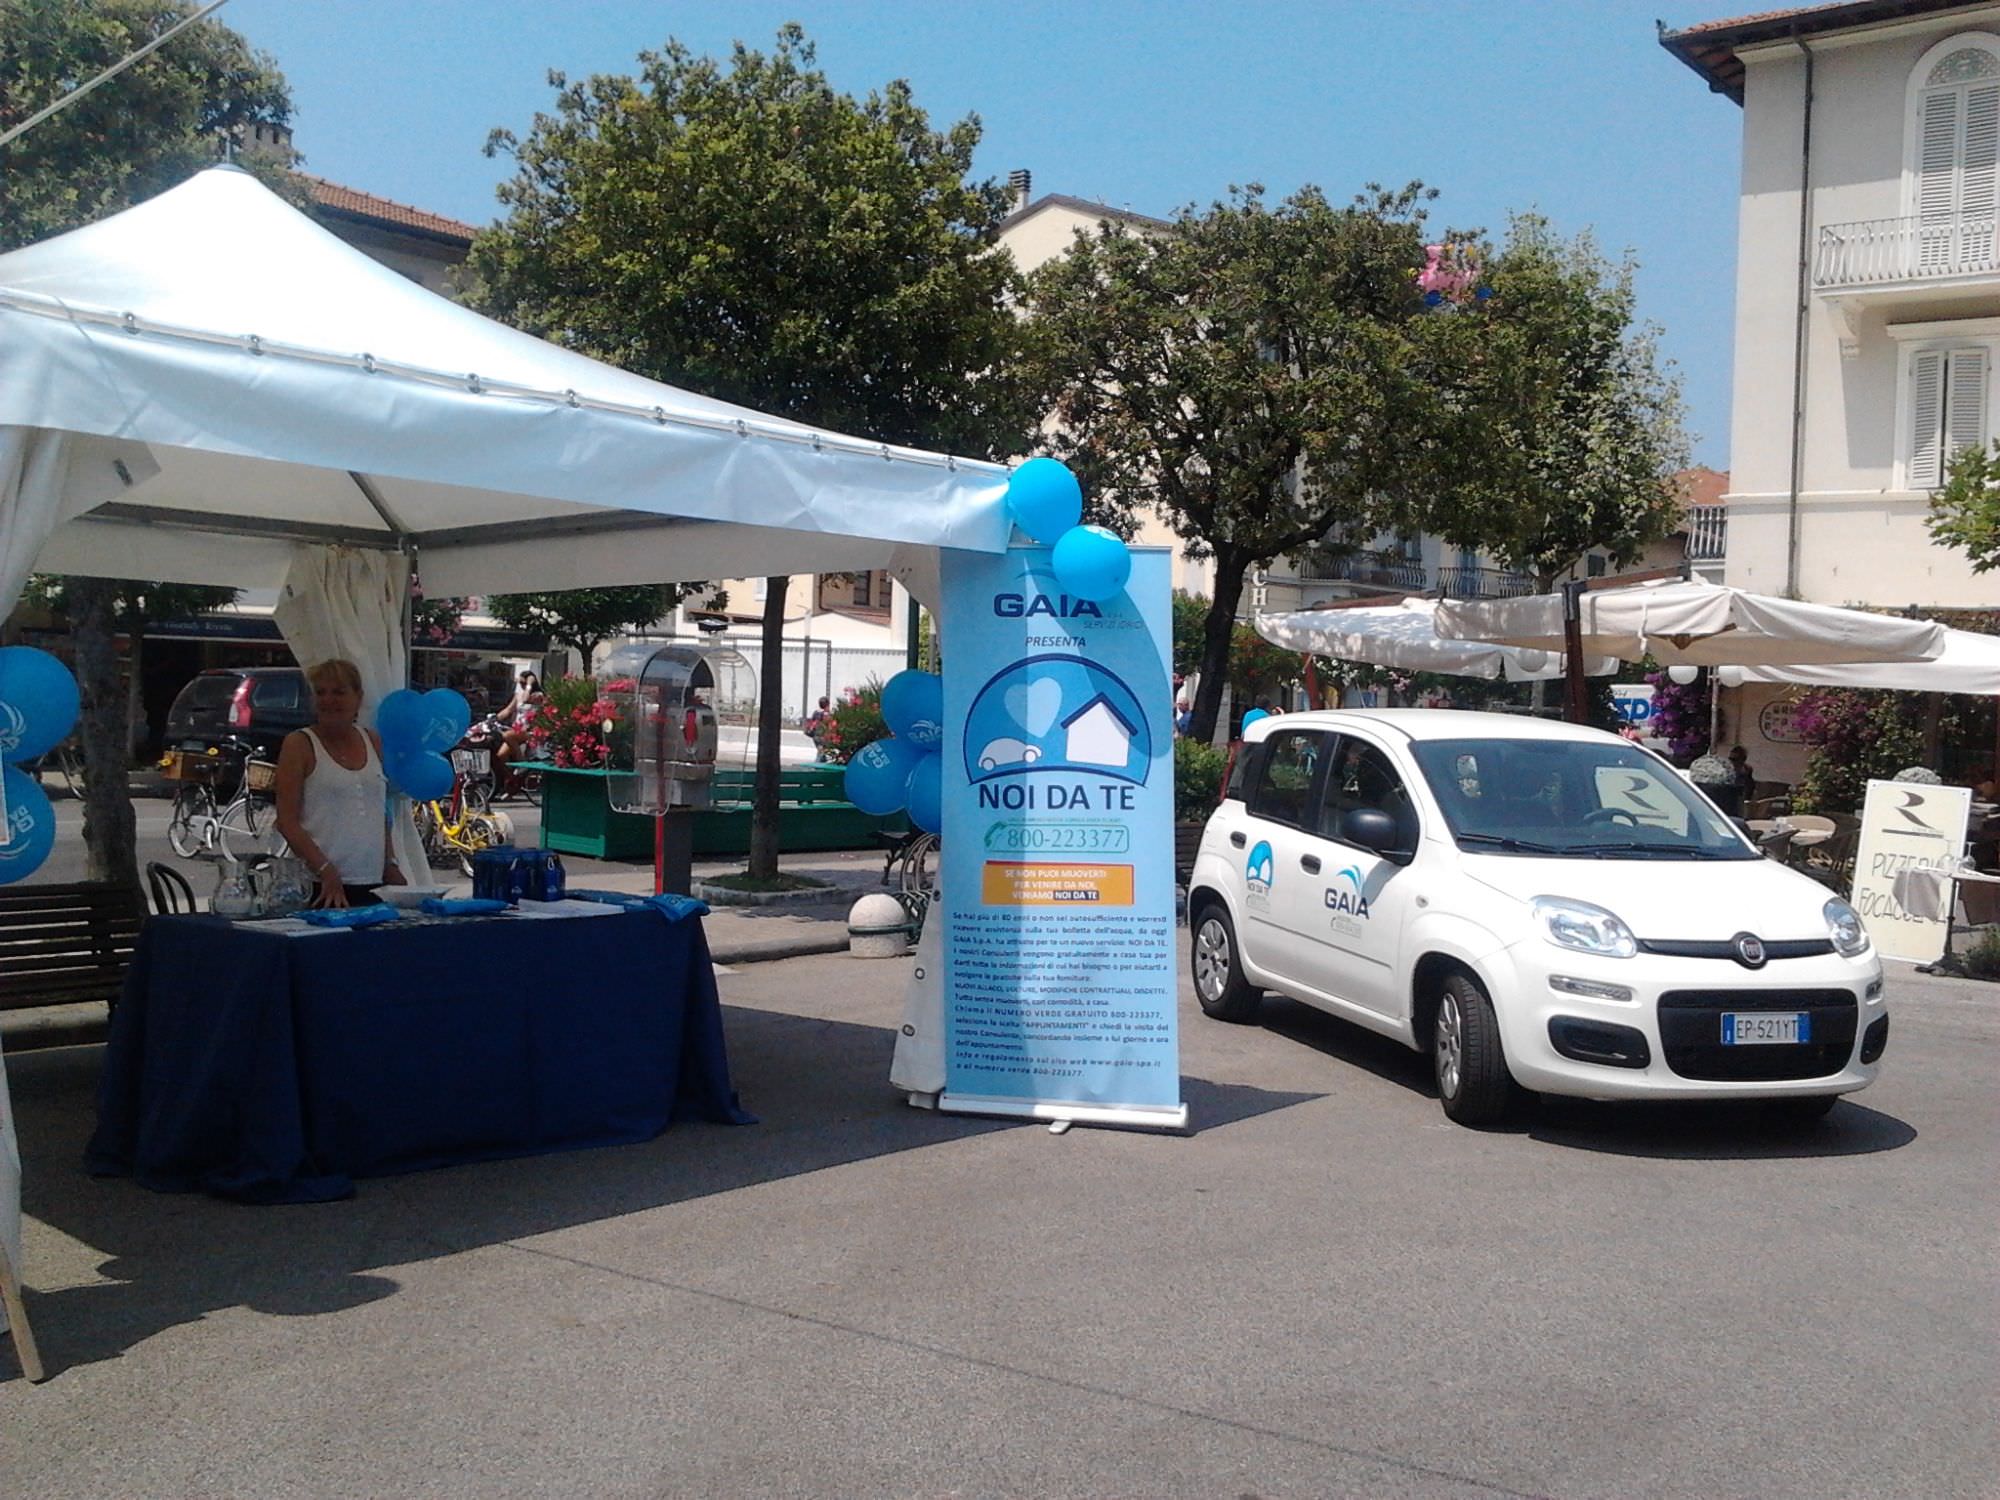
[1736,628,2000,696]
[1254,597,1620,681]
[0,166,1012,598]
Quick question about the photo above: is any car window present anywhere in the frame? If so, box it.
[178,675,239,709]
[1317,735,1418,851]
[1408,737,1755,859]
[251,674,302,711]
[1247,729,1324,829]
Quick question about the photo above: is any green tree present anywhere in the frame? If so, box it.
[487,586,680,669]
[0,0,294,253]
[3,1,288,891]
[1928,438,2000,573]
[1027,184,1456,743]
[470,24,1038,876]
[1424,215,1688,586]
[1170,589,1208,678]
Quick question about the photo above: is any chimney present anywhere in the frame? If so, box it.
[1008,168,1032,210]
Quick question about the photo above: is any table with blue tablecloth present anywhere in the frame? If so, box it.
[87,907,751,1203]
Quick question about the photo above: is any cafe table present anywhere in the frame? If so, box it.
[87,904,752,1204]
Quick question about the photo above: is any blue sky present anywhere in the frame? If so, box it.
[222,0,1745,468]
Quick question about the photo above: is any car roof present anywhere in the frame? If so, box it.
[200,665,304,676]
[1241,708,1625,747]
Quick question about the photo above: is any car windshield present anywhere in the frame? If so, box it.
[1406,737,1757,860]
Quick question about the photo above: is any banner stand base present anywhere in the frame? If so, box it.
[937,1093,1189,1135]
[905,1090,941,1111]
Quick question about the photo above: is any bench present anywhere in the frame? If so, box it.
[538,764,906,860]
[0,880,146,1051]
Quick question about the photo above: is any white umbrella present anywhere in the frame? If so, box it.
[1255,597,1618,680]
[1731,626,2000,695]
[1434,577,1947,668]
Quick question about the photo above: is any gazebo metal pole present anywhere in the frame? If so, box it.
[1562,579,1589,725]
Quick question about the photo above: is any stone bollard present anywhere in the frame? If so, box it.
[848,892,912,958]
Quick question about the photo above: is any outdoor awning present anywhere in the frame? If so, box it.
[1735,627,2000,695]
[0,167,1013,598]
[1255,597,1619,680]
[1434,578,1947,668]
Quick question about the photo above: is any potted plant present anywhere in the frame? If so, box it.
[1174,736,1226,878]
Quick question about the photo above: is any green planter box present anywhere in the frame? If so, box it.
[539,764,907,861]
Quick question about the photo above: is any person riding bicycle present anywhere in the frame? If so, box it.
[494,669,543,779]
[273,658,405,908]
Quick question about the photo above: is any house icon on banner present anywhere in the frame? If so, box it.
[1061,694,1138,769]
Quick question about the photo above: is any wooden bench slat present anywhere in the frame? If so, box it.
[0,880,146,1016]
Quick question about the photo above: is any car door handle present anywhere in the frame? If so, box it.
[1230,832,1246,848]
[1300,854,1321,873]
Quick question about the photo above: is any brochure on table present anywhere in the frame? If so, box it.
[936,546,1185,1130]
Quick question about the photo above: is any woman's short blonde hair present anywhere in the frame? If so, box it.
[307,658,363,695]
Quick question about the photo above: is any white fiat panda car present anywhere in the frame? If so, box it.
[1186,710,1886,1126]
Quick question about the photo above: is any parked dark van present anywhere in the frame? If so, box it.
[163,667,314,760]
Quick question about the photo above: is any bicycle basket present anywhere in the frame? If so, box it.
[161,749,223,782]
[244,759,278,793]
[452,747,492,776]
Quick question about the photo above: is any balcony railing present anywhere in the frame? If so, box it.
[1814,215,2000,290]
[1684,504,1727,563]
[1437,564,1536,600]
[1298,549,1428,591]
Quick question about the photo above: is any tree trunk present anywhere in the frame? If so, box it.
[1187,553,1247,744]
[125,625,147,760]
[748,577,790,879]
[69,578,139,892]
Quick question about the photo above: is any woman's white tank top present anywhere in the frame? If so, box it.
[300,727,386,885]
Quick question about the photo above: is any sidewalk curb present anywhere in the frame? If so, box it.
[708,928,856,965]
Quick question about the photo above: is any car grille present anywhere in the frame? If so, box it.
[1638,937,1834,961]
[1656,988,1858,1081]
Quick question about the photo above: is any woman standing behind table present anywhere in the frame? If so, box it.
[273,659,406,908]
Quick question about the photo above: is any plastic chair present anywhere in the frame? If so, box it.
[145,861,196,916]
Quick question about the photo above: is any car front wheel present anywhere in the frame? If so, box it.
[1433,972,1513,1126]
[1191,904,1261,1023]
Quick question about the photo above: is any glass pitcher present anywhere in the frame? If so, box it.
[211,863,256,920]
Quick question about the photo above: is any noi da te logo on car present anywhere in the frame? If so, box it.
[1244,840,1274,909]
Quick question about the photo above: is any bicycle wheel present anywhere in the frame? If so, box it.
[415,802,454,869]
[56,743,86,799]
[168,786,211,859]
[461,774,494,813]
[216,792,276,860]
[454,811,507,880]
[901,832,939,897]
[516,768,543,808]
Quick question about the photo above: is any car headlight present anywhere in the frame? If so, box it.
[1532,896,1637,959]
[1824,897,1870,959]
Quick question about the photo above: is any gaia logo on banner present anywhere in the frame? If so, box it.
[936,548,1186,1129]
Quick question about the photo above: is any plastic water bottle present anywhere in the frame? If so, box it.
[542,853,565,902]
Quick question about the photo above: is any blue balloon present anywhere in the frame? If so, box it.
[375,688,428,751]
[906,751,942,835]
[386,748,454,801]
[1239,709,1269,732]
[0,646,80,764]
[419,688,471,753]
[1006,456,1083,544]
[843,735,922,816]
[0,764,57,884]
[1051,523,1132,603]
[880,670,944,749]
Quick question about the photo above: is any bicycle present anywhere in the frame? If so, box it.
[886,830,939,931]
[27,736,86,799]
[414,765,511,879]
[165,738,278,860]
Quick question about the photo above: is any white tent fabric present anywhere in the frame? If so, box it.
[1734,628,2000,695]
[271,547,426,880]
[0,428,70,618]
[1255,598,1619,681]
[0,167,1014,596]
[1434,577,1948,668]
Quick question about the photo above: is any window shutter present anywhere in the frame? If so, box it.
[1962,83,2000,263]
[1918,89,1961,270]
[1909,349,1947,487]
[1945,348,1989,466]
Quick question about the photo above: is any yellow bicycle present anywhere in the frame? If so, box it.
[412,770,510,878]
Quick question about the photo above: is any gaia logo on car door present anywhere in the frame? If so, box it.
[1324,864,1372,930]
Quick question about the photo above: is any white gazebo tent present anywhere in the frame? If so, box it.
[1254,595,1620,684]
[1734,628,2000,696]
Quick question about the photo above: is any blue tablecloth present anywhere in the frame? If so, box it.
[87,908,752,1203]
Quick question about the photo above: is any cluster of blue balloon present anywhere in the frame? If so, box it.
[1006,457,1131,602]
[842,669,944,834]
[0,647,79,884]
[374,687,471,801]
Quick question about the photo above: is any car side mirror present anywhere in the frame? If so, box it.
[1340,807,1404,860]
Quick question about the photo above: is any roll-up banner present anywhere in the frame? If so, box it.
[936,546,1185,1130]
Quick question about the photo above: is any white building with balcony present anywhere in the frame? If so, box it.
[1663,1,2000,610]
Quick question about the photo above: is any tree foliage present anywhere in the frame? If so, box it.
[0,0,294,253]
[1426,215,1688,583]
[469,24,1038,874]
[487,586,678,666]
[1928,437,2000,574]
[1026,184,1457,741]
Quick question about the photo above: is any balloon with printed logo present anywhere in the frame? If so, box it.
[0,645,81,764]
[1051,523,1131,603]
[386,748,454,801]
[880,670,945,749]
[1005,456,1083,544]
[418,688,471,752]
[375,688,428,752]
[843,735,923,816]
[905,751,942,835]
[0,764,57,884]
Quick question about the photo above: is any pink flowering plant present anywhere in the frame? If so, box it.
[527,675,625,769]
[1643,668,1712,764]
